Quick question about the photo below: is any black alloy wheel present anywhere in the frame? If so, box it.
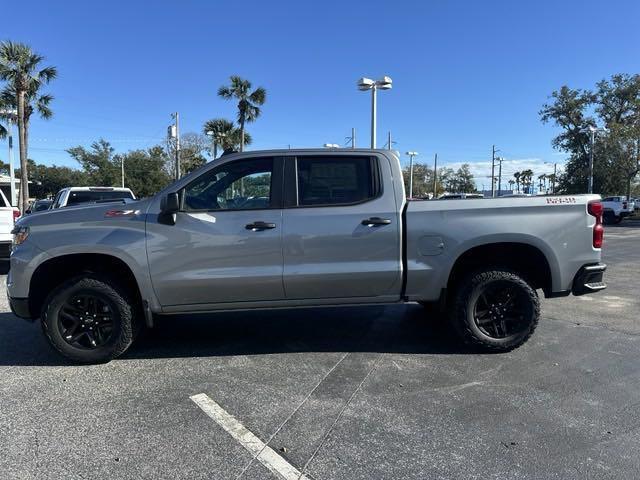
[58,293,116,349]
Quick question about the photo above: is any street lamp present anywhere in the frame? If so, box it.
[0,108,18,206]
[579,126,607,194]
[406,151,418,198]
[357,76,392,148]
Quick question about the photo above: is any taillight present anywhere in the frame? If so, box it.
[588,201,604,248]
[12,208,20,221]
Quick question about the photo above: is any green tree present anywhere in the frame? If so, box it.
[67,139,120,186]
[67,140,172,197]
[0,41,57,212]
[119,146,171,197]
[540,74,640,195]
[455,164,476,192]
[217,75,266,152]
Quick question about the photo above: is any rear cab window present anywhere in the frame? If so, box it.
[66,190,134,206]
[294,156,380,207]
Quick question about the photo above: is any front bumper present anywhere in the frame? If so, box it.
[572,263,607,296]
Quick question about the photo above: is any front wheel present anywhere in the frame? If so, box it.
[450,268,539,352]
[41,275,137,363]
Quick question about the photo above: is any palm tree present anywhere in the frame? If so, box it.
[217,76,266,152]
[547,173,557,194]
[0,41,57,212]
[519,169,534,194]
[203,118,234,158]
[513,171,521,193]
[203,118,252,156]
[1,85,53,163]
[508,179,515,191]
[538,174,546,192]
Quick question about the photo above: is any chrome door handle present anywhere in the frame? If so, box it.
[245,221,276,231]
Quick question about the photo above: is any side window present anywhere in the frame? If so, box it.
[296,156,378,206]
[183,158,274,211]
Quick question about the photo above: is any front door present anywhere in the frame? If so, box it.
[146,156,285,307]
[282,154,402,300]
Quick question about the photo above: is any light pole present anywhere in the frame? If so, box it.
[406,151,418,198]
[580,126,607,194]
[544,161,558,194]
[357,76,392,148]
[0,108,18,206]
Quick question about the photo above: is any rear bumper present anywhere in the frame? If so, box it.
[572,263,607,296]
[8,296,34,320]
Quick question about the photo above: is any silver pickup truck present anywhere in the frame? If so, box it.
[8,149,607,363]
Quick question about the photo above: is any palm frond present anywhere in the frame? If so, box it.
[249,87,266,105]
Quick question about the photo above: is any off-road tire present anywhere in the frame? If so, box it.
[41,275,136,363]
[450,268,539,352]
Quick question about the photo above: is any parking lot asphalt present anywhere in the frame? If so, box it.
[1,220,639,480]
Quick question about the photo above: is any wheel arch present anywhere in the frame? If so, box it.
[446,241,555,297]
[28,253,151,326]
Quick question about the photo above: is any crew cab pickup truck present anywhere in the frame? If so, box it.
[8,149,607,363]
[49,186,136,209]
[601,196,634,224]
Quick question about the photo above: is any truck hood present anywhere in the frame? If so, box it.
[16,198,153,229]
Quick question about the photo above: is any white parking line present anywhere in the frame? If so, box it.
[190,393,312,480]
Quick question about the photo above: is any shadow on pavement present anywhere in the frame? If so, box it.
[0,304,471,366]
[126,304,472,360]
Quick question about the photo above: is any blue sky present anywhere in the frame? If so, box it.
[2,0,639,188]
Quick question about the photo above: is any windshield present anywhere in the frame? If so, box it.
[66,190,134,206]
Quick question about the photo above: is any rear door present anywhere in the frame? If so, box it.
[281,154,401,300]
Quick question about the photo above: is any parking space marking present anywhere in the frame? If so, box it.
[190,393,312,480]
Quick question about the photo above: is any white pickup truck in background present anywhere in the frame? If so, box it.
[601,196,635,224]
[0,189,19,259]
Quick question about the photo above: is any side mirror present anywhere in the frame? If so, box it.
[160,192,180,213]
[159,192,180,225]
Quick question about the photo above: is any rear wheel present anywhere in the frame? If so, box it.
[41,275,137,363]
[450,268,539,352]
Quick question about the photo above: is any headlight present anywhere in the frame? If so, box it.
[12,226,30,246]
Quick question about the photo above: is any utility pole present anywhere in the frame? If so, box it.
[351,127,356,148]
[0,108,17,206]
[406,151,418,198]
[121,156,125,188]
[491,145,496,197]
[387,131,392,150]
[497,156,504,196]
[432,153,438,197]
